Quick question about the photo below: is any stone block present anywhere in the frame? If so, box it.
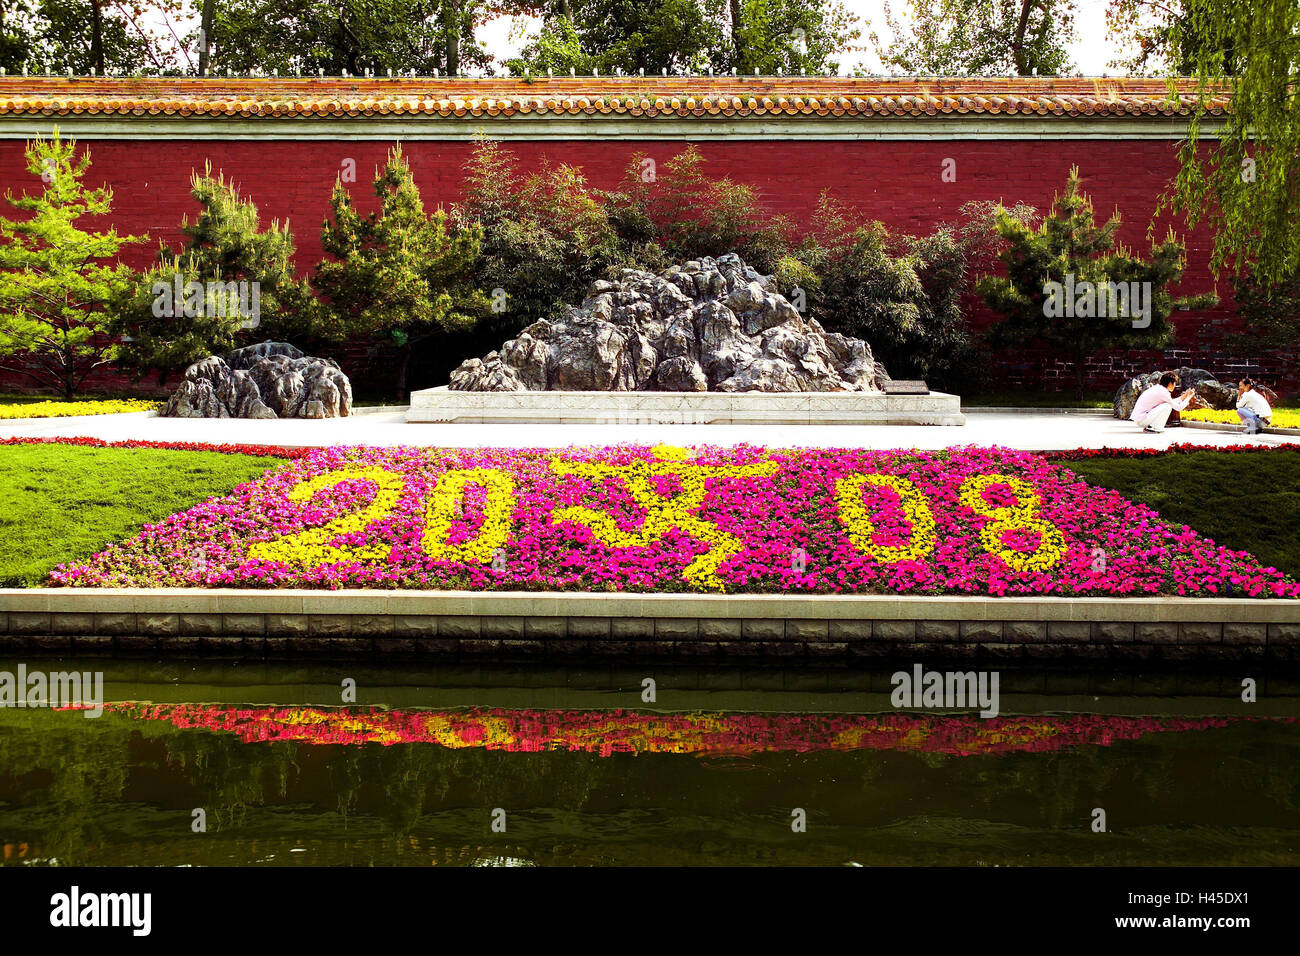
[136,613,179,637]
[1004,621,1047,643]
[1223,623,1266,646]
[8,612,50,635]
[830,620,872,640]
[93,613,136,635]
[1091,621,1133,643]
[699,619,741,640]
[959,621,1003,642]
[872,620,916,641]
[785,619,828,641]
[1136,622,1178,643]
[916,620,959,641]
[655,618,698,640]
[179,613,223,636]
[741,619,785,640]
[1178,622,1222,644]
[1046,621,1091,644]
[612,619,654,639]
[350,615,393,637]
[437,616,480,639]
[480,617,525,639]
[567,618,611,639]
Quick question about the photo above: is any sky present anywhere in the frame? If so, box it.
[477,0,1121,76]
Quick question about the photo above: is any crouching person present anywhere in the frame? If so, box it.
[1130,372,1196,433]
[1236,378,1273,434]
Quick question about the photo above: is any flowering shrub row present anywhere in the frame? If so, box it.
[0,435,308,458]
[1183,408,1300,430]
[102,702,1259,757]
[0,399,160,419]
[51,443,1300,597]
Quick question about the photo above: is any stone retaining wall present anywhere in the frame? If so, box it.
[3,590,1298,664]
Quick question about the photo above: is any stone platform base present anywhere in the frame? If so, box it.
[406,387,966,426]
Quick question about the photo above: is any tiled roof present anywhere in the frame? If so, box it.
[0,77,1230,119]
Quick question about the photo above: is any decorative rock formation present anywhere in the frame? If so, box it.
[1113,367,1278,419]
[162,342,352,419]
[449,254,890,393]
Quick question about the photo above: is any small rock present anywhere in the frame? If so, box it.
[162,342,352,419]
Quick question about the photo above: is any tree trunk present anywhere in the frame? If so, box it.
[90,0,106,75]
[1073,349,1086,401]
[198,0,215,76]
[729,0,743,70]
[396,347,410,400]
[443,1,460,75]
[1010,0,1035,75]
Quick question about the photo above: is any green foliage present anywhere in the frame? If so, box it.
[1161,0,1300,288]
[0,129,143,398]
[506,0,856,76]
[207,0,491,76]
[0,443,279,587]
[731,0,858,75]
[110,164,319,379]
[316,145,491,394]
[1,0,186,75]
[453,138,624,333]
[976,167,1199,395]
[609,146,792,272]
[1063,449,1300,577]
[1229,271,1300,352]
[792,194,986,391]
[874,0,1076,76]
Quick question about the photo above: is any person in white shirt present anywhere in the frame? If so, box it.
[1129,372,1196,433]
[1236,378,1273,434]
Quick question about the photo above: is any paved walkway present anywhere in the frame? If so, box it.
[0,408,1288,451]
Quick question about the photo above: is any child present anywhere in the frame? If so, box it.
[1236,379,1273,435]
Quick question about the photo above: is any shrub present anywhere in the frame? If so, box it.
[975,166,1210,397]
[454,139,624,336]
[315,145,491,397]
[110,164,319,381]
[0,129,143,398]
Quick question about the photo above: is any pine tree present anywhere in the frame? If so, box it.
[0,128,143,398]
[976,167,1209,397]
[111,164,319,379]
[314,145,491,398]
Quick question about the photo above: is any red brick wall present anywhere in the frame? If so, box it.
[0,136,1279,398]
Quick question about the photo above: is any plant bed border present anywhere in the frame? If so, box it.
[3,588,1297,663]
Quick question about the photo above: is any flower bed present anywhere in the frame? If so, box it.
[0,398,160,419]
[1183,408,1300,429]
[102,703,1255,757]
[51,443,1299,597]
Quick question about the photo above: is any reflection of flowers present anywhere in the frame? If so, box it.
[50,444,1300,598]
[103,703,1264,758]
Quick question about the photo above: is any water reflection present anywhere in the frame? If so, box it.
[1,703,1298,866]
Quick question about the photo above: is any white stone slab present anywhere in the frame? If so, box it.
[407,387,966,426]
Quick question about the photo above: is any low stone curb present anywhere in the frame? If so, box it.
[2,589,1297,662]
[1178,419,1300,438]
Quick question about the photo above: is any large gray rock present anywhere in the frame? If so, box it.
[1113,367,1278,419]
[162,342,352,419]
[449,255,890,393]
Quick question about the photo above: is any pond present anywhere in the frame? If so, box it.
[1,661,1297,866]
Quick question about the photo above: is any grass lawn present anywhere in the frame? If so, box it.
[0,444,280,587]
[1061,449,1300,577]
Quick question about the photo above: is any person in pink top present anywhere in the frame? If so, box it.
[1130,372,1197,433]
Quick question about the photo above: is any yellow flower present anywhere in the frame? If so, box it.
[422,468,516,563]
[550,451,781,591]
[959,473,1065,573]
[1183,408,1297,429]
[0,398,160,419]
[247,466,406,567]
[835,473,936,563]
